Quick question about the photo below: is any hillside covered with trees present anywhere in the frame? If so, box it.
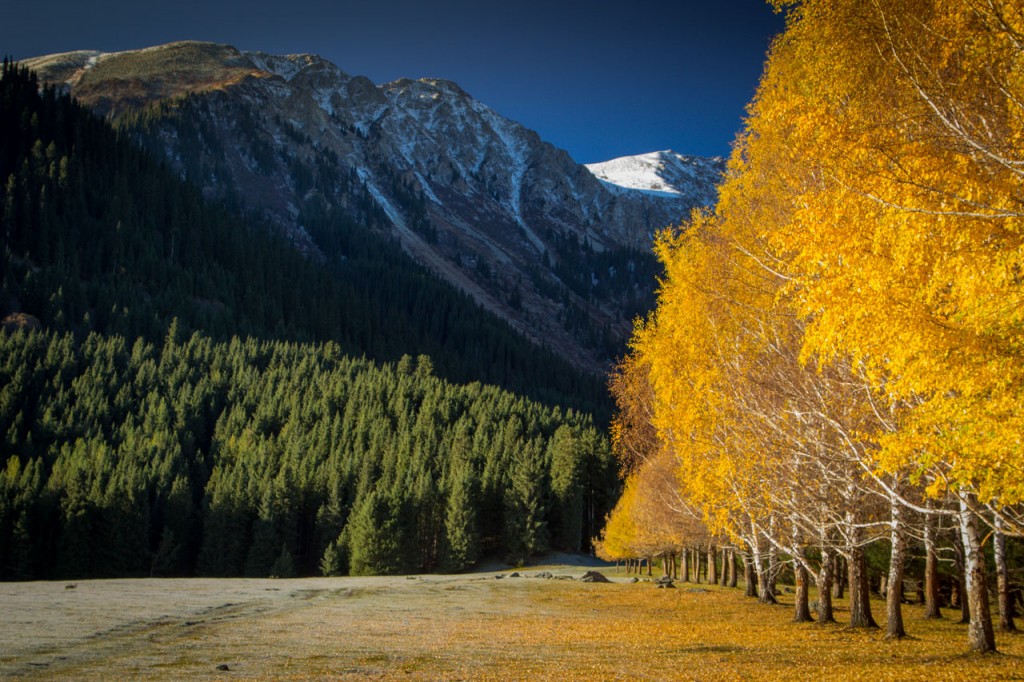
[600,0,1023,655]
[0,327,615,579]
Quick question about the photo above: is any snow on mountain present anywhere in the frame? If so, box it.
[586,150,724,204]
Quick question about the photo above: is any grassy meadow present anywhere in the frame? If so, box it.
[2,560,1023,680]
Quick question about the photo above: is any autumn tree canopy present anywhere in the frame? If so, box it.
[608,0,1023,654]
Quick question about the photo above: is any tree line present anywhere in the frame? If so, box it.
[0,326,617,579]
[600,0,1023,654]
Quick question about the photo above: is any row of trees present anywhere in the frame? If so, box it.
[0,326,617,579]
[600,0,1023,653]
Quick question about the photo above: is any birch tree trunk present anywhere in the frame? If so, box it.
[681,547,689,582]
[791,518,812,622]
[833,554,845,599]
[728,549,738,588]
[744,551,757,598]
[816,546,835,623]
[994,515,1017,633]
[754,541,778,605]
[950,532,966,622]
[765,539,779,604]
[958,496,996,653]
[794,552,814,622]
[707,545,717,584]
[923,507,942,619]
[847,539,878,628]
[885,496,906,639]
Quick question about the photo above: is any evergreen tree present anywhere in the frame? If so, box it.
[270,545,296,578]
[347,489,404,576]
[443,459,479,572]
[0,325,616,579]
[504,439,549,564]
[319,531,348,577]
[548,425,584,552]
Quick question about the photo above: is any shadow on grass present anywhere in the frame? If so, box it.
[667,644,747,654]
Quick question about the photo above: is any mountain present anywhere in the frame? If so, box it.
[0,59,605,416]
[0,58,620,582]
[22,42,724,371]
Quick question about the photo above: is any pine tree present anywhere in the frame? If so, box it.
[443,459,479,572]
[548,425,583,552]
[319,530,348,576]
[347,489,404,576]
[504,439,549,564]
[270,545,296,578]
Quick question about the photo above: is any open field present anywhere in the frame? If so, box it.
[2,562,1023,680]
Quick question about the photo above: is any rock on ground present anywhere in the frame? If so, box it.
[579,571,611,583]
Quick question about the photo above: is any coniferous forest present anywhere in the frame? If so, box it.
[0,328,615,579]
[0,60,619,579]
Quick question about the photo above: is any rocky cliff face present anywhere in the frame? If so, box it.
[24,41,724,371]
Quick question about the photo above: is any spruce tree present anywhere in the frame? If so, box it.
[347,489,403,576]
[548,425,583,552]
[443,460,479,572]
[319,531,348,577]
[504,439,549,564]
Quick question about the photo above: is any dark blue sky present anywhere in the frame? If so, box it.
[6,1,785,163]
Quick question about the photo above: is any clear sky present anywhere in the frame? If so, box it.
[5,1,786,164]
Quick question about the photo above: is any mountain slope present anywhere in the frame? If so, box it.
[0,57,620,583]
[0,58,605,415]
[23,42,724,370]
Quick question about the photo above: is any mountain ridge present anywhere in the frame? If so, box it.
[22,41,725,371]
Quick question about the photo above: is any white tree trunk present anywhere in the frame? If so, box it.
[958,496,996,652]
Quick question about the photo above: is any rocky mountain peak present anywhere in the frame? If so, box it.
[245,50,349,83]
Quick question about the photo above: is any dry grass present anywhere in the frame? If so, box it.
[2,565,1022,680]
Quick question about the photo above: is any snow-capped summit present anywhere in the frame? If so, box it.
[586,150,724,204]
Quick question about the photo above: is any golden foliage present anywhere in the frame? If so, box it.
[745,0,1024,504]
[605,0,1024,652]
[608,0,1024,549]
[608,352,658,477]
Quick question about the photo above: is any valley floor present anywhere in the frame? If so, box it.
[1,563,1022,680]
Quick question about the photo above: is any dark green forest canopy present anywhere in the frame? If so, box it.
[0,59,611,419]
[0,327,618,579]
